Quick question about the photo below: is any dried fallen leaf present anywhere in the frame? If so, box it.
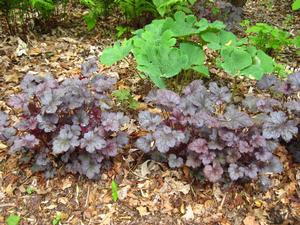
[182,205,194,221]
[0,142,7,149]
[118,185,130,200]
[15,37,27,56]
[4,183,15,196]
[137,206,149,216]
[61,178,73,190]
[243,215,259,225]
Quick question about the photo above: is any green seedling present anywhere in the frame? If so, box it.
[111,180,118,202]
[113,89,139,110]
[52,212,62,225]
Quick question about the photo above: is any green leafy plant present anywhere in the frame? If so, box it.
[113,89,139,109]
[153,0,196,17]
[6,214,21,225]
[246,23,293,53]
[101,12,210,87]
[111,180,118,202]
[26,186,36,195]
[30,0,55,17]
[116,0,157,21]
[101,12,277,87]
[52,212,62,225]
[217,46,274,80]
[80,0,114,30]
[292,0,300,10]
[116,25,133,38]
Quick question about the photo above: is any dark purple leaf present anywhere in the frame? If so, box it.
[262,111,298,142]
[81,56,98,76]
[138,111,162,131]
[168,154,183,168]
[203,162,223,182]
[135,134,154,153]
[222,106,253,129]
[188,138,208,154]
[228,163,244,180]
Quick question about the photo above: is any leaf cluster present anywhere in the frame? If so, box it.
[135,72,300,183]
[101,11,277,87]
[0,57,129,179]
[112,88,139,110]
[246,23,296,53]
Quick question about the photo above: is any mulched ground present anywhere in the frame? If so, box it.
[0,1,300,224]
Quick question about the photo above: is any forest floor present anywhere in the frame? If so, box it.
[0,0,300,224]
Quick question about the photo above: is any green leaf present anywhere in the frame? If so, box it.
[129,99,139,110]
[100,39,133,66]
[26,186,35,195]
[255,50,274,73]
[293,34,300,48]
[52,212,61,225]
[201,32,220,47]
[194,18,209,32]
[240,50,274,80]
[179,42,205,69]
[6,215,21,225]
[208,20,226,30]
[292,0,300,10]
[30,0,54,11]
[136,47,187,78]
[219,30,238,46]
[220,47,252,75]
[201,30,239,50]
[163,11,198,37]
[83,12,97,31]
[113,89,131,101]
[192,65,209,76]
[111,180,118,202]
[153,0,193,16]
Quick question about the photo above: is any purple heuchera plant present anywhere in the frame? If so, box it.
[0,59,129,179]
[135,74,300,183]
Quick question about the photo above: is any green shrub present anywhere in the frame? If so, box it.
[245,23,293,53]
[100,12,277,88]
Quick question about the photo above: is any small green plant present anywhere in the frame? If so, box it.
[152,0,196,17]
[113,89,139,109]
[6,214,21,225]
[116,0,157,21]
[30,0,55,17]
[26,186,36,195]
[116,25,133,38]
[274,63,289,77]
[246,23,293,53]
[80,0,114,30]
[111,180,118,202]
[52,212,62,225]
[240,19,250,28]
[292,0,300,10]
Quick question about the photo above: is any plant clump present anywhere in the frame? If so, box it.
[135,72,300,183]
[0,57,129,179]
